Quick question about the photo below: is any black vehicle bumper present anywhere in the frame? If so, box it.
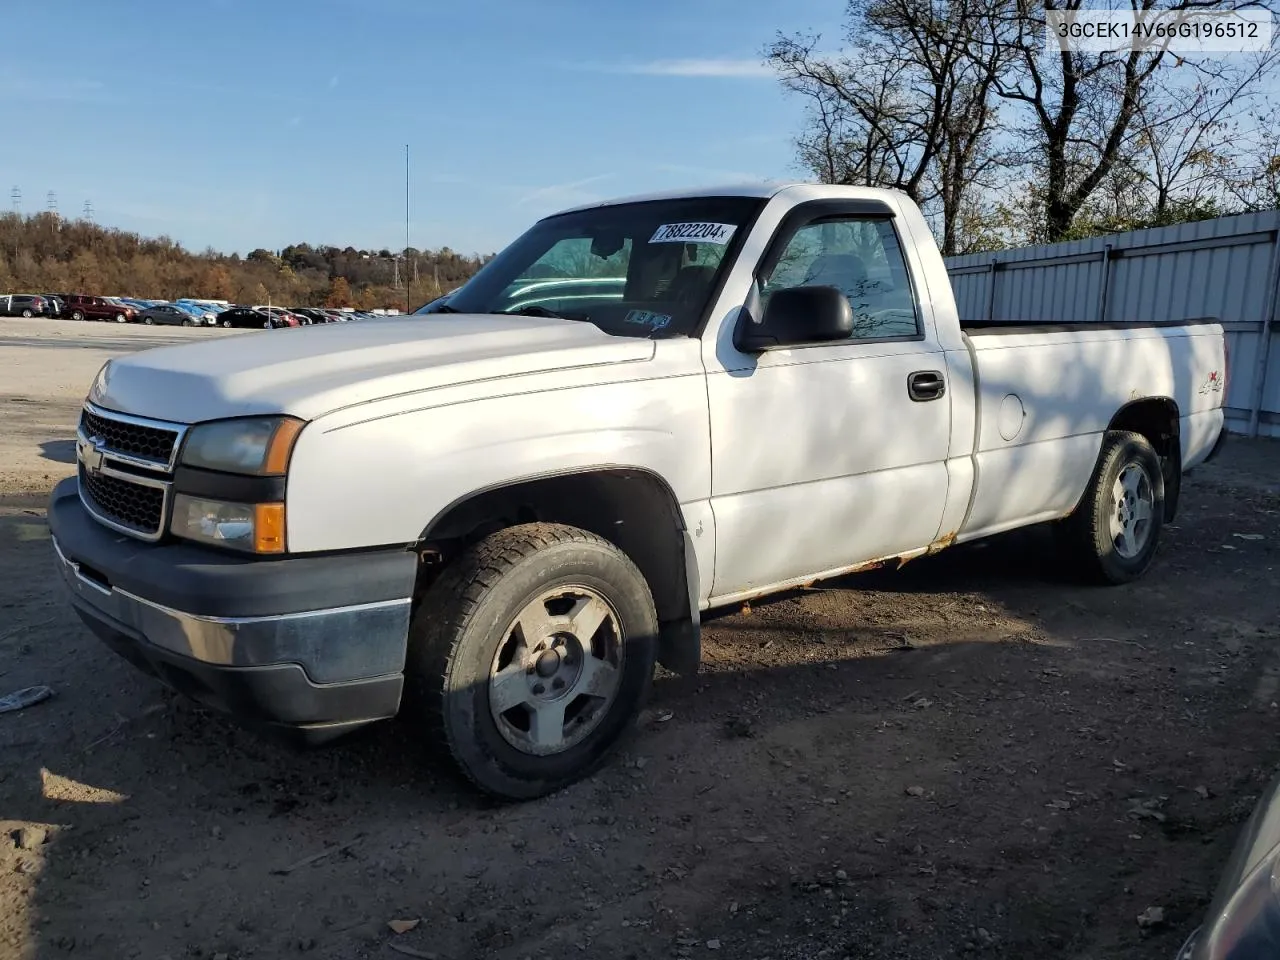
[47,477,418,743]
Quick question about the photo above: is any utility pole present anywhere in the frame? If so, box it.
[405,143,411,314]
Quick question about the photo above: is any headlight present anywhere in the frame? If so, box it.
[171,495,285,553]
[180,416,304,475]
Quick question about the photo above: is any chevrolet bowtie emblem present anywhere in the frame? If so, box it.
[78,435,106,473]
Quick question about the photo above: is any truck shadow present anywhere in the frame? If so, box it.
[38,440,76,465]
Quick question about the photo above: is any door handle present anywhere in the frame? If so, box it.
[908,370,946,402]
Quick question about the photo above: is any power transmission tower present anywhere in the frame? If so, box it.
[47,191,57,214]
[83,199,94,222]
[10,186,20,212]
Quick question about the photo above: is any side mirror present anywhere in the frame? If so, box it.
[736,285,853,352]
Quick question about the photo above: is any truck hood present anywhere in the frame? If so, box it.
[88,315,655,424]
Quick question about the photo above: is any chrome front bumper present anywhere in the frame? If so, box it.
[47,476,419,738]
[52,535,410,683]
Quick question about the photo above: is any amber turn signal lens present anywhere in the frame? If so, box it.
[264,419,305,475]
[254,503,286,553]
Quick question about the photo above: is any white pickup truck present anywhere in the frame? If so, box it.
[48,182,1228,798]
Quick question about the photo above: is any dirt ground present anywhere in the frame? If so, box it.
[2,317,1280,960]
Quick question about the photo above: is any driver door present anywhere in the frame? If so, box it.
[704,202,952,600]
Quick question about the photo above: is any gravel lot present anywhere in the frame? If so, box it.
[2,316,1279,960]
[0,317,238,495]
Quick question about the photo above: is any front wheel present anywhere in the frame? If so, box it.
[21,309,33,318]
[114,313,127,323]
[144,317,155,325]
[405,522,658,800]
[180,319,191,326]
[221,319,232,328]
[1056,430,1165,585]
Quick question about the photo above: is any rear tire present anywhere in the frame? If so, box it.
[405,522,658,800]
[71,310,84,322]
[1056,430,1164,585]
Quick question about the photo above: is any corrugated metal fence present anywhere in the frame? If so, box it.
[944,211,1280,437]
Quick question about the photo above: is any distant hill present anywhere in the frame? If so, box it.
[0,212,492,310]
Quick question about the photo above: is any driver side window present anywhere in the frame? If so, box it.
[761,217,920,341]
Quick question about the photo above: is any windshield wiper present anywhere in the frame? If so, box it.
[496,305,571,320]
[426,303,461,313]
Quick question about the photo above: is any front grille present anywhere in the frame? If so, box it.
[80,465,166,536]
[80,408,179,466]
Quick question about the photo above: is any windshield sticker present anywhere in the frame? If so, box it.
[624,309,672,331]
[649,222,736,245]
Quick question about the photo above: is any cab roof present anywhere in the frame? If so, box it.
[548,181,805,216]
[546,181,908,218]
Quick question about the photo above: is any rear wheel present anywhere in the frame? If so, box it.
[1056,430,1164,584]
[70,310,84,322]
[405,522,658,800]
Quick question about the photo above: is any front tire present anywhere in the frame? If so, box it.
[114,313,127,323]
[21,309,32,318]
[1057,430,1164,584]
[405,522,658,800]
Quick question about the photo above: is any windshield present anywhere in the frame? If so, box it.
[415,196,764,338]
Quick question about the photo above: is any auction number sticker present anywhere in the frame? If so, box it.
[650,222,736,244]
[624,309,672,330]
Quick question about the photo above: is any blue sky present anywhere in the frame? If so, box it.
[1,0,843,256]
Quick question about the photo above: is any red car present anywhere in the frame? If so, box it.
[61,295,138,323]
[252,305,303,328]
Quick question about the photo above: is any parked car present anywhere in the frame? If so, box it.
[42,294,64,317]
[173,301,219,325]
[290,308,336,325]
[214,306,280,328]
[1176,765,1280,958]
[250,305,302,327]
[0,294,49,317]
[47,182,1228,801]
[137,304,204,327]
[62,294,137,323]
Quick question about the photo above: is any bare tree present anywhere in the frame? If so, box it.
[766,0,1013,255]
[1223,120,1280,212]
[993,0,1278,240]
